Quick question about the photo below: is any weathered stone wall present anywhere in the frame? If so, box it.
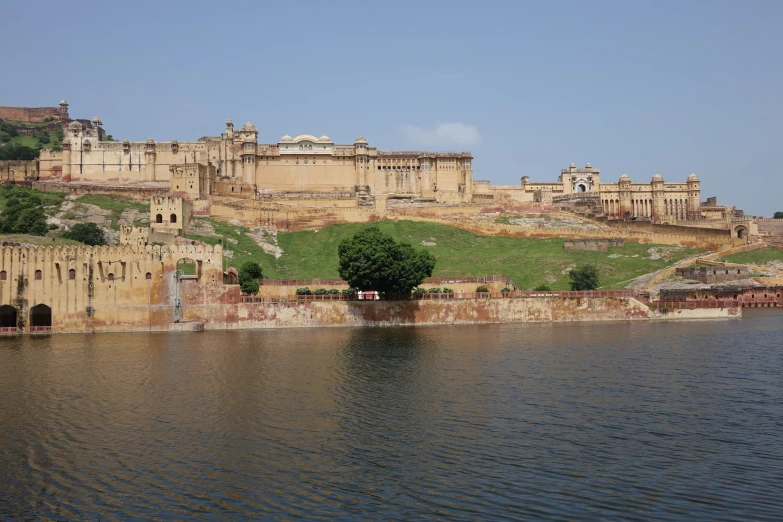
[0,160,38,182]
[180,293,656,330]
[676,265,749,283]
[757,219,783,236]
[0,106,61,123]
[0,244,223,333]
[564,238,625,251]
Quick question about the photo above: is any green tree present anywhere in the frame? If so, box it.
[62,223,106,246]
[774,211,783,219]
[237,261,263,295]
[568,265,600,291]
[0,143,40,161]
[337,226,436,299]
[13,206,48,236]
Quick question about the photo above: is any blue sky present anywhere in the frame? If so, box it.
[2,0,781,215]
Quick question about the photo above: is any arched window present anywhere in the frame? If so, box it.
[156,214,163,223]
[145,272,152,280]
[68,269,76,280]
[170,214,177,224]
[0,270,6,281]
[107,273,114,282]
[35,270,42,280]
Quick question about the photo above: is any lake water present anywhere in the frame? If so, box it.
[1,310,782,520]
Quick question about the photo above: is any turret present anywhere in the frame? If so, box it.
[687,172,700,219]
[354,137,369,193]
[144,138,156,182]
[618,173,632,218]
[226,118,234,139]
[59,99,69,119]
[651,173,665,223]
[240,122,257,187]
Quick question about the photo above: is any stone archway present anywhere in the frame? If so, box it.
[0,305,18,329]
[29,304,52,329]
[733,225,748,239]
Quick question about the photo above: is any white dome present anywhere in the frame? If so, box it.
[241,121,257,133]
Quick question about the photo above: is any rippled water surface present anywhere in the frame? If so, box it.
[2,310,783,520]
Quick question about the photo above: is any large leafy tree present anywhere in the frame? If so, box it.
[774,211,783,219]
[62,223,106,246]
[338,226,436,299]
[569,264,600,291]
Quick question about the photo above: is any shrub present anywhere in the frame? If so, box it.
[413,287,425,298]
[569,265,599,291]
[313,288,329,295]
[428,288,442,294]
[12,207,48,236]
[239,278,259,295]
[501,287,512,293]
[442,287,454,294]
[328,289,340,295]
[237,261,263,295]
[341,289,356,298]
[534,284,551,292]
[62,223,106,246]
[238,261,263,282]
[476,285,489,293]
[296,287,312,296]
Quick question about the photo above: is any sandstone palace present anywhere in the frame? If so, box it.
[2,100,756,230]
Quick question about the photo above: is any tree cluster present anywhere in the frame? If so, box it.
[0,187,48,235]
[568,265,600,291]
[337,226,436,299]
[238,261,263,294]
[0,143,40,161]
[62,223,106,246]
[774,211,783,219]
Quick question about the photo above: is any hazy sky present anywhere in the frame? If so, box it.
[2,0,781,215]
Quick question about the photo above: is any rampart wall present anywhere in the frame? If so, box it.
[0,106,61,123]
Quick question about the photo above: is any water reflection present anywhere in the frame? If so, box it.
[1,311,782,519]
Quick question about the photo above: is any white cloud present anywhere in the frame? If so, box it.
[399,123,482,148]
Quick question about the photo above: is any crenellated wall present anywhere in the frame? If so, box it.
[0,244,223,332]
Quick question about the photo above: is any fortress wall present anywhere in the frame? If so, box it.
[0,160,38,181]
[179,295,655,330]
[0,244,223,332]
[31,181,166,200]
[387,215,743,249]
[256,280,509,298]
[757,219,783,236]
[0,106,61,123]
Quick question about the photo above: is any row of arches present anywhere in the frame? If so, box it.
[0,304,51,329]
[601,198,692,219]
[155,214,177,224]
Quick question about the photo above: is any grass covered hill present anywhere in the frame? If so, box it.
[718,248,783,266]
[185,218,701,290]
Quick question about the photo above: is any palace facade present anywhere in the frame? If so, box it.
[41,118,474,202]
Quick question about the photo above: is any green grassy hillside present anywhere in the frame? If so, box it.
[719,248,783,265]
[187,219,702,290]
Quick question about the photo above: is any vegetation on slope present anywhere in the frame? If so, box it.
[0,119,64,158]
[72,194,150,230]
[718,248,783,266]
[186,219,702,290]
